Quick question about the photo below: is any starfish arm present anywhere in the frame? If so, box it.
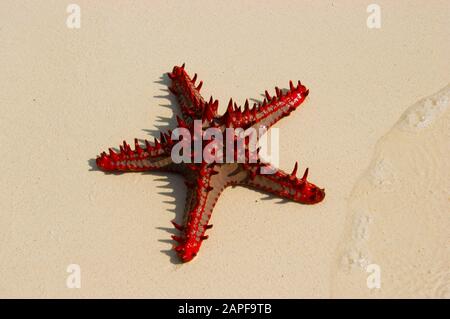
[220,82,309,131]
[172,165,226,262]
[237,163,325,205]
[168,64,206,123]
[96,138,174,172]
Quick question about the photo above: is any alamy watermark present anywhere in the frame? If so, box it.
[367,4,381,29]
[66,264,81,288]
[366,263,381,289]
[66,4,81,29]
[170,120,278,174]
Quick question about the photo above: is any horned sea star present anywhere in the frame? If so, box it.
[96,64,325,262]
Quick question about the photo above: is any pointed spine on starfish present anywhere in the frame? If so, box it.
[202,97,219,123]
[222,98,235,127]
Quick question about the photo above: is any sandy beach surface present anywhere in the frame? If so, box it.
[0,1,448,298]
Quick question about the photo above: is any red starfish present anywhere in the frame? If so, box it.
[96,64,325,262]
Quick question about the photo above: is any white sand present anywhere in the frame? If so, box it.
[0,1,448,298]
